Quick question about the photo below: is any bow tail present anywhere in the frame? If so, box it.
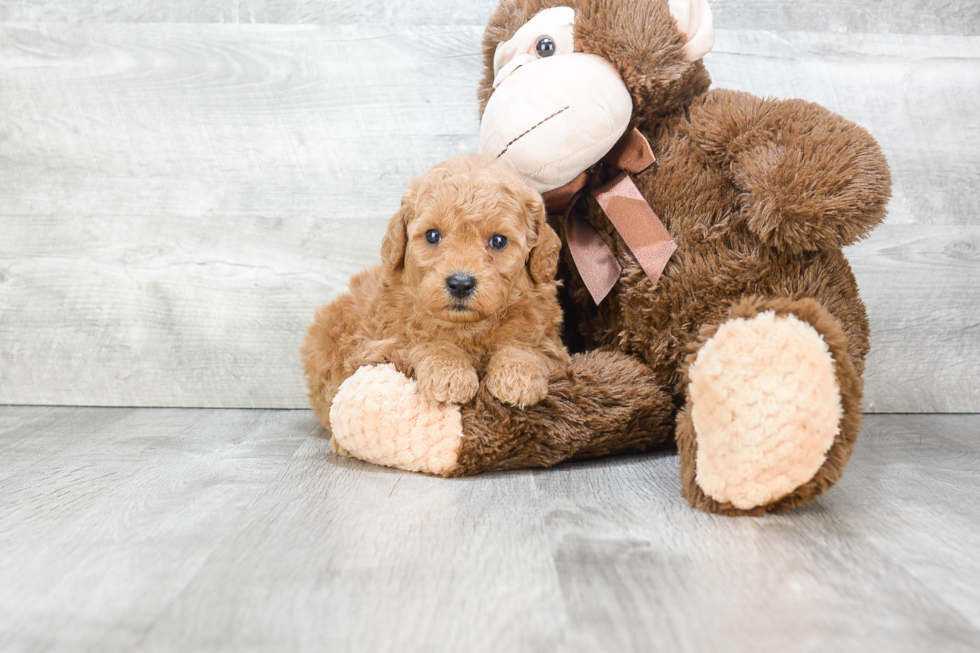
[565,210,623,304]
[542,128,676,305]
[593,173,677,288]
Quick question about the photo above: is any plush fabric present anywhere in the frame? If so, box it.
[676,297,866,515]
[305,0,891,516]
[688,311,843,510]
[481,6,632,194]
[481,52,633,193]
[330,365,462,476]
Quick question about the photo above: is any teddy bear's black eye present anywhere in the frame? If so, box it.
[535,36,556,58]
[425,229,441,244]
[489,234,508,250]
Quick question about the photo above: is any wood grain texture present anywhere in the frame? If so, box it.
[1,407,979,651]
[0,23,485,407]
[0,407,311,652]
[2,0,978,35]
[709,0,980,36]
[847,226,980,413]
[1,23,977,410]
[0,0,500,24]
[539,415,980,652]
[140,436,567,652]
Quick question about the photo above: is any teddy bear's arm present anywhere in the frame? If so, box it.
[691,89,892,253]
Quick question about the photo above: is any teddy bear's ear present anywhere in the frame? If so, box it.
[668,0,715,62]
[526,191,561,285]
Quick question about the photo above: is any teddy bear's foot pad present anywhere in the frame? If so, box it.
[688,311,843,510]
[329,364,462,475]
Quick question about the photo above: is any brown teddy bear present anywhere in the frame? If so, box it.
[303,0,891,516]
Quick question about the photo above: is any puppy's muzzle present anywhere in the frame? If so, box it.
[445,273,477,300]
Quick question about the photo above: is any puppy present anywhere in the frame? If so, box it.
[302,154,568,421]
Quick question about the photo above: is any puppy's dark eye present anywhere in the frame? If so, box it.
[489,234,508,250]
[535,36,556,58]
[425,229,441,244]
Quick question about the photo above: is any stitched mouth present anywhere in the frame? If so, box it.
[495,106,570,159]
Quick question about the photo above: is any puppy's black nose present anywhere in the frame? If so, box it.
[446,273,477,299]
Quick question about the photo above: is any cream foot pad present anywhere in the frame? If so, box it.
[329,364,463,475]
[688,311,843,510]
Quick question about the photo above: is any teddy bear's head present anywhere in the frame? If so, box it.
[478,0,713,193]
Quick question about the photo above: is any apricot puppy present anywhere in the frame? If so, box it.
[302,154,568,419]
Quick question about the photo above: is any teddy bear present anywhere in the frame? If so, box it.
[303,0,891,516]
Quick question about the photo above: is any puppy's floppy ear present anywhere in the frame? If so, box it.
[380,179,419,271]
[526,188,562,284]
[380,209,406,271]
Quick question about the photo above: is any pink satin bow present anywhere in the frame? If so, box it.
[542,129,677,304]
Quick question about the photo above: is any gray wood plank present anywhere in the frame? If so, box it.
[2,408,979,652]
[0,22,485,408]
[0,0,499,24]
[847,225,980,413]
[0,406,312,653]
[539,456,980,652]
[825,414,980,632]
[710,0,980,36]
[0,404,59,439]
[2,0,977,35]
[1,25,977,410]
[0,406,134,483]
[138,434,569,652]
[83,413,980,651]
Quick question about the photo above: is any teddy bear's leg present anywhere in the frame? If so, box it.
[676,296,864,516]
[326,350,676,476]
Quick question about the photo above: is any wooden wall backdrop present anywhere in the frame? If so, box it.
[1,1,978,411]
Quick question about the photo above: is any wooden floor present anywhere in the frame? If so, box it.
[0,408,978,652]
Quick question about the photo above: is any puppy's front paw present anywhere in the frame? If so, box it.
[417,365,479,405]
[485,365,548,408]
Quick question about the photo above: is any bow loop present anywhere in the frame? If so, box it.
[541,128,676,304]
[604,127,657,174]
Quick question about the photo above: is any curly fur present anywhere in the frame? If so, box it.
[302,154,569,420]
